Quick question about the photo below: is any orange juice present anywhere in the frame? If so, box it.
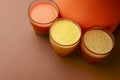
[50,19,81,56]
[28,0,59,35]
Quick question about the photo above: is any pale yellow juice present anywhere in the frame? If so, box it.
[81,27,114,62]
[50,19,81,56]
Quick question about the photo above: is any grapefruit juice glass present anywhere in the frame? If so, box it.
[28,0,59,36]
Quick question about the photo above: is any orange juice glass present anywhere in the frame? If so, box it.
[28,0,59,36]
[50,19,81,56]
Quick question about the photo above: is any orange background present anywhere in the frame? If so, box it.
[55,0,120,32]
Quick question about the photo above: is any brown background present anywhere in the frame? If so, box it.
[0,0,120,80]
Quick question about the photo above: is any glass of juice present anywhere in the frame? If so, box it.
[50,18,82,56]
[81,27,114,63]
[28,0,59,36]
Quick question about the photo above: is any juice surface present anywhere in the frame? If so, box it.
[84,29,113,54]
[30,2,58,24]
[50,20,81,45]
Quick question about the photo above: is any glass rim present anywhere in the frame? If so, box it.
[82,26,115,55]
[28,0,60,25]
[49,18,82,47]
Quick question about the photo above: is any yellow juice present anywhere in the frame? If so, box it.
[50,19,81,56]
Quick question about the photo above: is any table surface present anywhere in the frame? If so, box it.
[0,0,120,80]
